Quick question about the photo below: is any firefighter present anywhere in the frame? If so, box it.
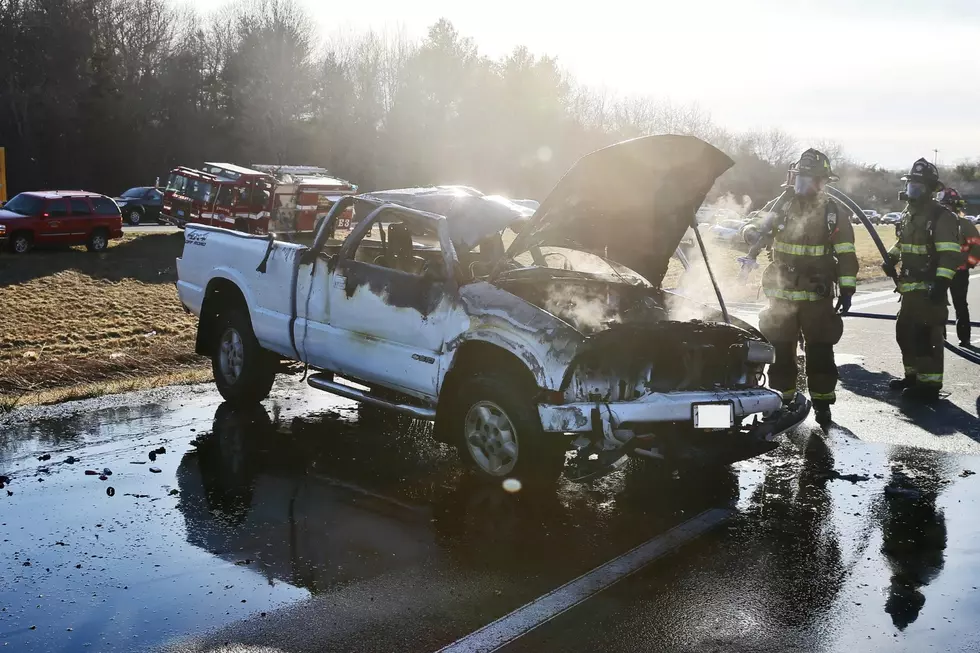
[937,187,980,346]
[752,149,858,426]
[883,159,966,401]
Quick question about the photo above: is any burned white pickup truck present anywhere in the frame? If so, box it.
[176,135,809,484]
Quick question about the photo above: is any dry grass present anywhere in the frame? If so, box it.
[0,233,208,410]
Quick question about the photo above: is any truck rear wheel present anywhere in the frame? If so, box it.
[211,308,276,405]
[452,374,565,486]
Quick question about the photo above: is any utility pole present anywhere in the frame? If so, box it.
[934,148,939,166]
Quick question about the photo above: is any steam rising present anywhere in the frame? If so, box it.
[702,192,753,217]
[543,286,621,333]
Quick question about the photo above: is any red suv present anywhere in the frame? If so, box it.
[0,191,124,254]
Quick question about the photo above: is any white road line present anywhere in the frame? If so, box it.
[434,508,732,653]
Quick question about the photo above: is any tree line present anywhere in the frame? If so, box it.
[2,0,978,213]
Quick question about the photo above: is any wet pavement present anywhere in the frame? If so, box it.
[1,277,979,652]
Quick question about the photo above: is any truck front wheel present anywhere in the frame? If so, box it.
[211,308,276,405]
[452,374,566,486]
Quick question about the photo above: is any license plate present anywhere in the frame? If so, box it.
[692,402,734,429]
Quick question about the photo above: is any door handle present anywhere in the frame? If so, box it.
[48,221,59,227]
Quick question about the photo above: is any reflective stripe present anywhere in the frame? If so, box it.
[917,373,943,385]
[899,243,930,255]
[810,392,836,401]
[888,245,901,257]
[773,241,828,256]
[779,388,797,401]
[763,288,826,301]
[839,276,856,287]
[936,267,955,280]
[935,242,961,252]
[898,282,929,293]
[833,242,856,254]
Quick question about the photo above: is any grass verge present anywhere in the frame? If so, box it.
[0,232,209,411]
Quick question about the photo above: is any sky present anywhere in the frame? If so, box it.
[180,0,980,169]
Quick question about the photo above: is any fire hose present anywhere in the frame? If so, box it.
[823,186,980,366]
[683,184,980,365]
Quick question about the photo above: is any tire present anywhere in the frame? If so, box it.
[451,373,565,485]
[211,308,277,405]
[126,208,143,226]
[86,228,109,252]
[11,232,32,254]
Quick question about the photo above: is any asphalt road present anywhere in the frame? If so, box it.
[1,276,978,653]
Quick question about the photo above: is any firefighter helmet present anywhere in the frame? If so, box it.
[937,187,966,212]
[791,148,838,181]
[901,158,941,187]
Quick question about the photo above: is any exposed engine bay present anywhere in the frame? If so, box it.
[560,321,770,402]
[493,273,667,334]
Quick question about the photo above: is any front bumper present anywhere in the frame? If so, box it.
[548,389,811,480]
[538,388,784,433]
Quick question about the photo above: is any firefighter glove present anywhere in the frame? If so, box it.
[928,278,950,304]
[835,292,853,315]
[881,262,898,279]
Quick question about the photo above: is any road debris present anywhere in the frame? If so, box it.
[65,456,77,464]
[84,470,99,476]
[106,487,115,497]
[149,467,162,473]
[38,454,51,461]
[960,470,975,478]
[815,470,871,483]
[884,485,922,500]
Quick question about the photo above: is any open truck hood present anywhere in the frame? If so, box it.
[504,135,734,286]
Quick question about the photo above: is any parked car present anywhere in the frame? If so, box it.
[881,212,903,225]
[176,135,809,485]
[862,209,881,224]
[0,222,7,250]
[0,191,123,254]
[114,186,163,225]
[707,218,749,246]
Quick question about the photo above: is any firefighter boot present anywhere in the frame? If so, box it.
[957,321,971,348]
[889,376,916,391]
[812,399,832,427]
[902,384,941,403]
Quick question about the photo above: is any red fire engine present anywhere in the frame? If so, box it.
[251,165,357,236]
[161,162,356,235]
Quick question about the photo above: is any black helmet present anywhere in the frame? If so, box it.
[791,148,838,181]
[901,158,940,188]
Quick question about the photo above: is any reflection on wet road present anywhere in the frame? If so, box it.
[2,378,980,652]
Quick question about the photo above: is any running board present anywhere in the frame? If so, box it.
[307,374,437,420]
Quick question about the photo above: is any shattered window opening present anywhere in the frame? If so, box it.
[348,211,444,277]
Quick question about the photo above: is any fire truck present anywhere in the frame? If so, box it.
[250,165,357,236]
[161,162,356,235]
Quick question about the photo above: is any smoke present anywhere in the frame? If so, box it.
[542,285,621,333]
[670,228,762,322]
[701,193,753,219]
